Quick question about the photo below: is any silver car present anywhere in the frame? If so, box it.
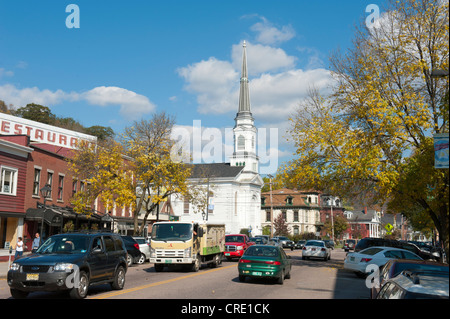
[302,240,331,261]
[133,237,151,263]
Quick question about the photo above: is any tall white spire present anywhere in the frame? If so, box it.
[231,40,259,174]
[237,40,252,115]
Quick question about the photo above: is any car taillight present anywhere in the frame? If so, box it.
[321,248,326,251]
[134,243,140,250]
[265,261,281,265]
[239,259,250,263]
[302,247,306,250]
[361,258,372,263]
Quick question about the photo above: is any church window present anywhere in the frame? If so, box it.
[238,135,245,150]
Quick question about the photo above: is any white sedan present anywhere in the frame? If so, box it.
[302,240,331,261]
[344,246,422,277]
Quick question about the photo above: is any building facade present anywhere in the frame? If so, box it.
[0,114,134,250]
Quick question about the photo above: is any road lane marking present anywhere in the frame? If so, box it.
[90,264,237,299]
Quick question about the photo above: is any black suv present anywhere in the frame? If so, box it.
[120,235,142,266]
[7,232,128,299]
[354,237,437,261]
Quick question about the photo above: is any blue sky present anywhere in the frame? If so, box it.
[0,0,385,173]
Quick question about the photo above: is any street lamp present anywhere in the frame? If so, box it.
[39,184,52,238]
[322,195,340,242]
[268,174,274,238]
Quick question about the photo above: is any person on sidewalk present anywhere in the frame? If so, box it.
[14,237,24,259]
[31,233,41,253]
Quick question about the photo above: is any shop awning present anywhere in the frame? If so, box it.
[25,208,62,227]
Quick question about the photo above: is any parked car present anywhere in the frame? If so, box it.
[267,238,282,247]
[7,232,127,299]
[133,236,151,263]
[344,246,423,278]
[272,236,294,250]
[121,235,142,266]
[324,240,335,250]
[343,239,357,252]
[224,234,255,260]
[354,237,438,261]
[295,240,306,249]
[375,269,449,299]
[238,244,292,284]
[370,259,449,298]
[249,237,268,245]
[302,240,331,261]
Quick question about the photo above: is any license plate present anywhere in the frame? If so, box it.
[26,273,39,281]
[225,253,230,256]
[350,257,355,261]
[165,259,172,264]
[312,248,316,251]
[252,272,262,276]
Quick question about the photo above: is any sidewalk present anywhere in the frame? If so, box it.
[0,250,32,279]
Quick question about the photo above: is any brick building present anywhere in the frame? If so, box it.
[0,114,134,251]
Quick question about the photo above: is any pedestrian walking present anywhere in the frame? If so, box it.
[32,233,41,253]
[15,237,24,259]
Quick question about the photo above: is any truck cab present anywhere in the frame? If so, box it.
[223,234,255,260]
[150,222,225,272]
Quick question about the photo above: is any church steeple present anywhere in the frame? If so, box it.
[231,41,259,174]
[238,40,251,115]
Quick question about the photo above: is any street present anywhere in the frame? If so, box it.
[0,249,369,300]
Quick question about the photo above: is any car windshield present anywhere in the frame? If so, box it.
[393,264,449,277]
[226,236,244,243]
[306,241,324,247]
[37,235,90,254]
[244,246,279,258]
[249,238,264,244]
[151,223,193,241]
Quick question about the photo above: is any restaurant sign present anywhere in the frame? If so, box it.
[0,113,96,149]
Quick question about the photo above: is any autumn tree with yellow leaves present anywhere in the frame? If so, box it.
[285,0,449,259]
[68,112,191,236]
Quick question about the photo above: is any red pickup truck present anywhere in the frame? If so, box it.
[223,234,255,260]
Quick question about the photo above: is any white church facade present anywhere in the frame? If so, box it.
[171,41,264,235]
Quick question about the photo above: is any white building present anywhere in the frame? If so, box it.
[172,41,263,234]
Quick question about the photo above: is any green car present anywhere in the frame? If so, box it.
[238,245,292,284]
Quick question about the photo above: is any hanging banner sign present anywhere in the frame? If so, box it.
[434,133,449,169]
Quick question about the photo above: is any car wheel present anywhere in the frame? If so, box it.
[111,266,126,290]
[137,253,146,264]
[210,254,221,268]
[285,268,291,279]
[126,254,133,267]
[277,270,284,284]
[10,288,29,299]
[191,255,200,272]
[70,271,89,299]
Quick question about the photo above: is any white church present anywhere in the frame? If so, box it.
[171,42,264,235]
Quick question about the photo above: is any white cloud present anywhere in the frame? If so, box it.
[0,68,14,78]
[0,84,156,120]
[81,86,156,119]
[250,16,295,45]
[231,41,296,75]
[177,57,239,114]
[0,84,76,106]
